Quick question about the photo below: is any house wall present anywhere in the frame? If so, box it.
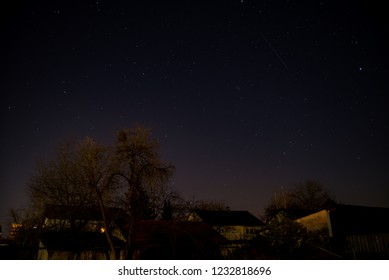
[189,212,262,241]
[44,218,104,232]
[217,225,260,241]
[37,241,125,260]
[345,233,389,259]
[296,210,332,236]
[37,248,109,260]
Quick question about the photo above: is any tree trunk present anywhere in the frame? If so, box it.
[98,196,117,260]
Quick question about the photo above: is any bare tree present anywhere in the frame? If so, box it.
[264,180,336,221]
[24,126,175,259]
[28,141,100,228]
[192,199,231,211]
[26,139,122,258]
[114,126,174,258]
[292,180,335,212]
[77,137,122,259]
[145,184,183,220]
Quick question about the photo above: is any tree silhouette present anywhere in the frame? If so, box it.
[114,126,174,257]
[28,140,100,227]
[264,180,336,221]
[24,125,174,259]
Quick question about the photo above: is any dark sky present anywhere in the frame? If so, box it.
[1,0,388,231]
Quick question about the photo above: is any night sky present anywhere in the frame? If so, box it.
[1,1,388,231]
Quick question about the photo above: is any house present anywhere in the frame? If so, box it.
[131,220,229,259]
[37,204,127,259]
[296,204,389,259]
[37,231,125,260]
[37,205,229,259]
[42,204,125,233]
[188,210,264,241]
[8,223,23,241]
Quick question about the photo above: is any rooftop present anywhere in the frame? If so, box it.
[193,210,264,226]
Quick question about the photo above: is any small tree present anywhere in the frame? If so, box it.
[258,180,336,259]
[252,212,315,259]
[7,208,41,259]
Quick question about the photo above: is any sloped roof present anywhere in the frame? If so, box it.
[43,204,127,222]
[132,220,229,247]
[329,204,389,235]
[296,204,389,236]
[194,210,264,226]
